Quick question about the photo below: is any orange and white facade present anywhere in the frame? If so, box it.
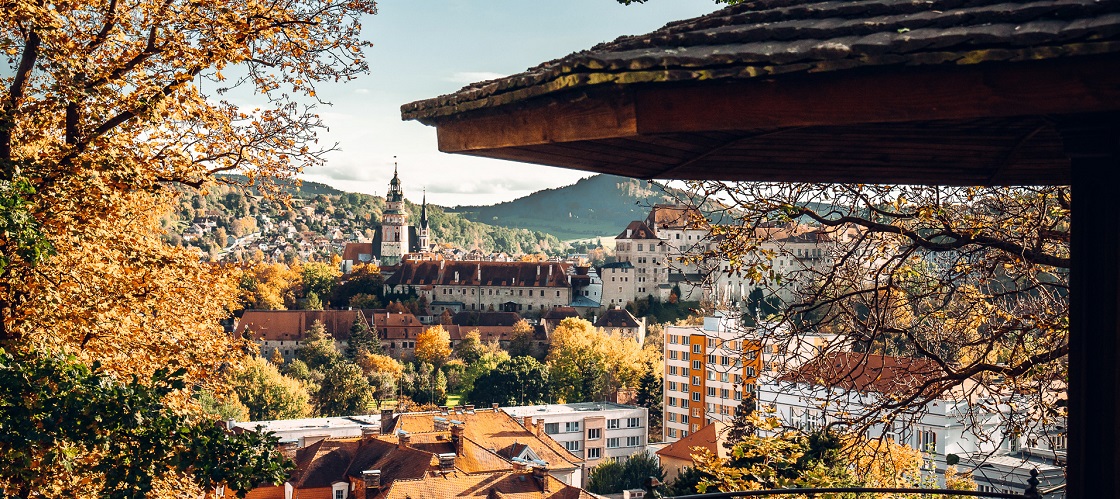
[662,314,762,442]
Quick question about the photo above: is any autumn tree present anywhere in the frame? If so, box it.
[0,0,376,492]
[229,356,312,421]
[681,181,1070,450]
[415,325,452,367]
[453,329,485,364]
[506,318,538,358]
[300,261,341,306]
[547,317,643,403]
[296,320,340,372]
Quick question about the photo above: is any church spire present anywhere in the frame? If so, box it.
[420,189,429,229]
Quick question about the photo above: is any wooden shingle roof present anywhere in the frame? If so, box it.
[404,0,1120,120]
[401,0,1120,186]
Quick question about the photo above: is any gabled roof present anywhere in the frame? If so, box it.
[646,205,707,231]
[385,261,572,288]
[777,352,942,395]
[616,221,659,240]
[289,437,431,489]
[380,470,595,499]
[392,410,582,471]
[237,310,363,342]
[594,308,641,329]
[453,311,523,327]
[657,421,730,462]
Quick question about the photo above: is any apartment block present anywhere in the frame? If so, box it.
[663,315,762,443]
[502,402,648,465]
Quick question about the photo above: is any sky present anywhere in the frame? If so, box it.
[297,0,721,207]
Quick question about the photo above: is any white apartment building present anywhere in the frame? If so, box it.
[758,351,1064,493]
[663,315,762,443]
[502,402,648,467]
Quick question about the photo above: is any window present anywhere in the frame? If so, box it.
[565,421,580,433]
[692,344,702,354]
[668,412,677,422]
[637,244,643,251]
[707,387,716,397]
[667,381,677,391]
[627,417,641,428]
[692,360,702,370]
[545,423,560,434]
[565,440,581,452]
[721,356,729,366]
[720,372,729,382]
[607,438,620,449]
[668,428,677,438]
[607,419,620,429]
[734,390,742,401]
[706,371,714,381]
[691,392,701,402]
[721,389,729,399]
[626,436,641,447]
[692,376,700,386]
[707,338,715,348]
[668,350,678,360]
[669,366,678,376]
[669,334,677,344]
[668,397,676,407]
[708,354,716,364]
[681,430,689,437]
[746,367,756,377]
[588,447,601,459]
[681,414,689,424]
[588,428,601,440]
[746,350,758,360]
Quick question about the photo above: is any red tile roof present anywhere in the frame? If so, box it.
[777,352,941,395]
[385,261,571,288]
[615,221,659,240]
[237,310,364,342]
[380,470,594,499]
[392,410,581,471]
[657,421,729,462]
[646,205,707,231]
[594,309,641,329]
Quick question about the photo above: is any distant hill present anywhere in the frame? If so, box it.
[214,174,345,197]
[452,175,685,240]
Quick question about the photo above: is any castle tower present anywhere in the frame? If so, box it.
[380,163,409,266]
[418,189,430,251]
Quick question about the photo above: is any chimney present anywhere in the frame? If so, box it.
[532,466,550,492]
[381,409,396,434]
[464,404,475,413]
[450,424,465,455]
[454,271,459,282]
[492,402,499,410]
[361,426,381,438]
[548,265,553,277]
[362,469,381,499]
[537,265,541,277]
[535,418,545,436]
[437,452,456,473]
[523,416,533,429]
[397,430,411,449]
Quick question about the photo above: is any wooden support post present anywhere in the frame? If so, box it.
[1063,114,1120,498]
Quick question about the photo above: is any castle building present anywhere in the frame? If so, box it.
[341,166,430,272]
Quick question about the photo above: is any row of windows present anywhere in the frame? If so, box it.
[605,436,643,448]
[440,287,562,297]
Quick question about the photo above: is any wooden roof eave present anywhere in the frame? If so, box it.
[413,54,1120,186]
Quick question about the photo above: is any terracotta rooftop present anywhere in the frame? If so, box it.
[392,410,582,471]
[289,437,432,490]
[657,421,730,462]
[385,261,572,288]
[452,311,523,327]
[616,221,659,241]
[237,310,364,342]
[647,205,708,232]
[380,470,594,499]
[541,306,579,321]
[594,308,641,329]
[777,352,942,395]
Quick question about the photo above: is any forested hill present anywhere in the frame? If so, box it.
[452,174,683,240]
[165,177,565,260]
